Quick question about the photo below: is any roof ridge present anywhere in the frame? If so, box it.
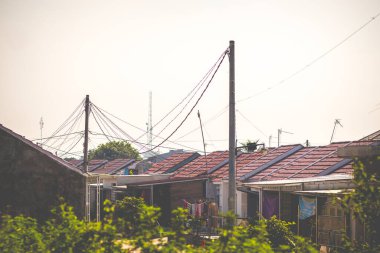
[0,124,84,175]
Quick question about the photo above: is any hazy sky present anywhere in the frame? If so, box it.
[1,0,379,156]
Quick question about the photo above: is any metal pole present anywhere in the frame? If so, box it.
[228,40,236,214]
[83,95,90,173]
[198,110,208,168]
[150,185,154,205]
[96,176,100,222]
[316,197,318,244]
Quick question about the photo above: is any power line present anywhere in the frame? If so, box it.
[42,99,84,144]
[92,103,206,152]
[174,105,229,141]
[236,109,267,138]
[237,10,380,104]
[140,49,229,154]
[89,131,203,153]
[151,50,229,143]
[41,143,83,158]
[31,131,83,142]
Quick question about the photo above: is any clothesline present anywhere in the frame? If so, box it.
[182,199,208,217]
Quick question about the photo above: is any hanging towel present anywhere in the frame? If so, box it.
[262,191,279,219]
[299,196,316,220]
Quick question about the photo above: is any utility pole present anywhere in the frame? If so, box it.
[228,40,236,214]
[83,95,90,173]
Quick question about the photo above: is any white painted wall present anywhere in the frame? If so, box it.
[236,191,247,218]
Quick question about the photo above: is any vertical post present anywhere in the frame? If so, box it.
[316,197,318,244]
[278,129,281,147]
[150,185,154,205]
[228,40,236,214]
[83,95,90,173]
[96,176,100,222]
[278,190,281,219]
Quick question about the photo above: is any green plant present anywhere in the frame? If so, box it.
[335,156,380,253]
[0,214,45,253]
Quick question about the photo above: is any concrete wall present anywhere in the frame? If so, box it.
[0,129,86,220]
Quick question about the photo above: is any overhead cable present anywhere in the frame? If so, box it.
[237,10,380,104]
[140,49,229,154]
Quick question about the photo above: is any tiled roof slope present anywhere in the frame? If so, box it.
[248,141,373,182]
[209,151,264,182]
[208,145,302,182]
[88,159,108,172]
[360,130,380,141]
[146,152,200,174]
[0,124,83,175]
[92,158,134,174]
[173,151,229,178]
[67,159,83,167]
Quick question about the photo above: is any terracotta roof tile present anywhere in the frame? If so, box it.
[146,152,199,174]
[92,158,134,174]
[248,140,373,182]
[173,151,229,178]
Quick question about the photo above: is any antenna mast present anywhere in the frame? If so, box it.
[148,91,153,150]
[330,119,343,143]
[278,128,293,147]
[39,117,44,146]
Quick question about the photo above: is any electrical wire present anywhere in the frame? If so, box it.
[140,49,229,154]
[236,109,267,138]
[150,49,229,143]
[42,99,84,144]
[174,105,229,141]
[59,133,84,157]
[31,131,83,142]
[134,48,230,143]
[89,131,203,153]
[92,103,203,152]
[41,143,83,158]
[237,11,380,104]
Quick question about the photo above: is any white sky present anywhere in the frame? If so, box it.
[1,0,379,156]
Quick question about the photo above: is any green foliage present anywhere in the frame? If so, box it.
[335,156,380,253]
[210,217,273,253]
[88,140,141,161]
[0,196,317,252]
[0,214,45,253]
[261,216,296,250]
[113,196,163,251]
[239,139,259,152]
[42,200,123,253]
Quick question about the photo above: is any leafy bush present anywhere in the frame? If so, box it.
[0,196,318,252]
[0,214,45,253]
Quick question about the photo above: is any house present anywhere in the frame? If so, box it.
[239,132,380,248]
[0,124,94,220]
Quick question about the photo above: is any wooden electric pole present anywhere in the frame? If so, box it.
[228,40,236,214]
[83,95,90,173]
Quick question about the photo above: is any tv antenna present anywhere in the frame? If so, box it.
[278,128,293,147]
[330,119,343,143]
[39,117,44,146]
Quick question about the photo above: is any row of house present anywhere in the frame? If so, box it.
[0,123,379,248]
